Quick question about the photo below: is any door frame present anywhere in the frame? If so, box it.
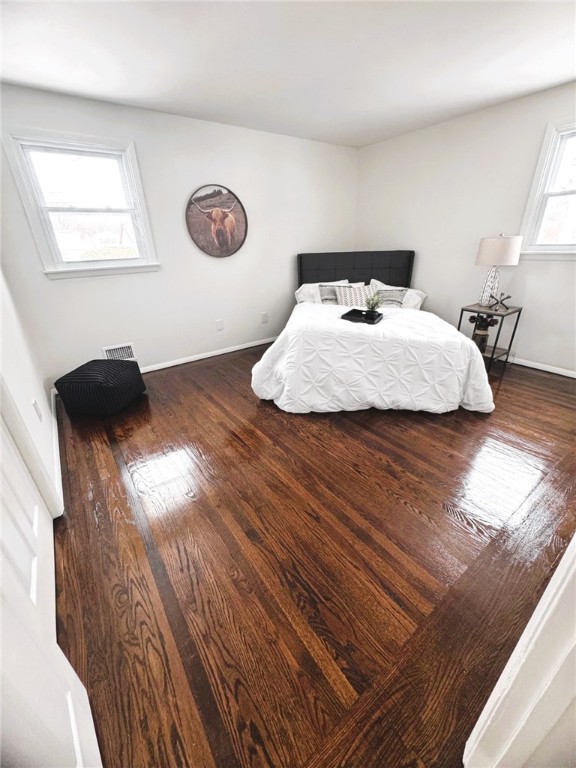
[464,532,576,766]
[1,376,63,519]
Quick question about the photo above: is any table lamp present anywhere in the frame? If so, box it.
[476,234,522,306]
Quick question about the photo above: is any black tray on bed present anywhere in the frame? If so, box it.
[341,309,383,325]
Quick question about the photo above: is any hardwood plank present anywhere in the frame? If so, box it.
[305,454,576,767]
[108,411,352,765]
[199,360,471,585]
[55,413,218,768]
[54,347,576,768]
[173,364,444,619]
[109,397,359,711]
[197,385,446,622]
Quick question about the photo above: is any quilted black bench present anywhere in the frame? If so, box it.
[55,359,146,416]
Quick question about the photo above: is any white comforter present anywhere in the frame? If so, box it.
[251,304,494,414]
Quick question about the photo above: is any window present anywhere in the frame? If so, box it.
[4,130,159,278]
[520,118,576,260]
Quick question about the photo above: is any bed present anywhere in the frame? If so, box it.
[251,251,495,414]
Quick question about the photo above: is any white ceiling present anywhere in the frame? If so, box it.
[2,1,575,147]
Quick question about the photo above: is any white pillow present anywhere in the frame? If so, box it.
[324,282,366,305]
[295,279,348,304]
[334,284,375,307]
[374,288,408,307]
[370,279,427,310]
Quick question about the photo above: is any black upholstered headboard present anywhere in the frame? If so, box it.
[297,250,414,288]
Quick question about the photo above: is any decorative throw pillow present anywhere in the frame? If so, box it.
[375,288,407,307]
[295,280,348,304]
[370,279,427,310]
[320,282,364,305]
[334,284,376,307]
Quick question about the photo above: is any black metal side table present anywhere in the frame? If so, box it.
[457,303,523,373]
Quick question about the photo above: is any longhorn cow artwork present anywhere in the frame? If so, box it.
[185,185,247,257]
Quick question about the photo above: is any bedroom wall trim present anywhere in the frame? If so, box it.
[512,358,576,379]
[140,337,278,374]
[50,387,64,504]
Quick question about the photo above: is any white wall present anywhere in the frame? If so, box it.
[526,699,576,768]
[1,85,358,386]
[1,269,59,489]
[2,81,575,438]
[356,83,576,373]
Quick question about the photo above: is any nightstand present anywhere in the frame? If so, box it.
[458,303,523,373]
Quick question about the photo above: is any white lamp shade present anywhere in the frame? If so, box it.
[476,235,522,266]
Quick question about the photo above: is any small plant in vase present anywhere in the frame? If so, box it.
[365,292,381,317]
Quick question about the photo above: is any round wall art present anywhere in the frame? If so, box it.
[185,185,247,257]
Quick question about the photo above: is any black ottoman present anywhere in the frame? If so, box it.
[55,359,146,416]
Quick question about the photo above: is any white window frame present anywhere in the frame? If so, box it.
[3,127,160,278]
[520,117,576,262]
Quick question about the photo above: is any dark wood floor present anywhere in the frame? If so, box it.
[55,349,576,768]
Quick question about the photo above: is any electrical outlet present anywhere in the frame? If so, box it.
[261,311,269,324]
[215,318,224,331]
[32,398,43,422]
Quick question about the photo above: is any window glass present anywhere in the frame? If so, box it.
[551,135,576,192]
[28,149,129,209]
[48,212,139,262]
[536,195,576,246]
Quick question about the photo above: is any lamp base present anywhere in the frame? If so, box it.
[478,266,499,306]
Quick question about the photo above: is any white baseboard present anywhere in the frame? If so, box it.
[140,337,277,374]
[50,387,64,504]
[512,358,576,379]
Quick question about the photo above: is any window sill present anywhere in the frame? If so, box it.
[520,251,575,263]
[44,263,161,279]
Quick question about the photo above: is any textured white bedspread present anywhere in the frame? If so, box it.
[251,304,495,414]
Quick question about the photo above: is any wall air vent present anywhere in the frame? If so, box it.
[102,343,136,361]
